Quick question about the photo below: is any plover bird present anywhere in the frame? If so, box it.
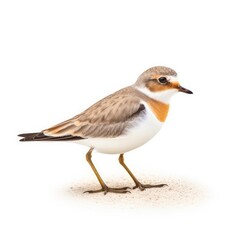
[19,66,193,194]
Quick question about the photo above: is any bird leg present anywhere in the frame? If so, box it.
[119,154,168,191]
[84,148,131,194]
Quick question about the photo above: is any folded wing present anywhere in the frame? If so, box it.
[42,87,145,139]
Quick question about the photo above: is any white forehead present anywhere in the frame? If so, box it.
[167,75,178,83]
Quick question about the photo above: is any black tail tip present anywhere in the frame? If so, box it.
[18,132,38,142]
[18,134,24,141]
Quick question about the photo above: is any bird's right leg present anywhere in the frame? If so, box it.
[84,148,130,195]
[119,154,167,191]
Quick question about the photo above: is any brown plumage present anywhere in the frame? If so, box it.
[19,87,148,141]
[18,66,181,142]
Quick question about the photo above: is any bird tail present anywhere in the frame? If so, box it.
[18,132,83,141]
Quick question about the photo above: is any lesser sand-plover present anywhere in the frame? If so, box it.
[19,66,193,194]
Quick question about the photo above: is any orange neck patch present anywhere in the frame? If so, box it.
[147,99,170,122]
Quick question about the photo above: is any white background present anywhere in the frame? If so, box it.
[1,0,240,239]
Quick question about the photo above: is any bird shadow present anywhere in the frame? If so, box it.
[65,175,207,209]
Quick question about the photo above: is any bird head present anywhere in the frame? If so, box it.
[135,66,193,103]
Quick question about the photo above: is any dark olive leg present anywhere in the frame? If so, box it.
[119,154,167,191]
[84,148,130,194]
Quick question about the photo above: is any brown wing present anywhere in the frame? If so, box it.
[43,87,146,139]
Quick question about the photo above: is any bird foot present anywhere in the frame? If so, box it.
[84,186,131,195]
[133,182,168,191]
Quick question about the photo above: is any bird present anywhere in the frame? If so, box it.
[19,66,193,194]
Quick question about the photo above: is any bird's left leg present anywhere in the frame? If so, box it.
[119,154,168,191]
[84,148,131,194]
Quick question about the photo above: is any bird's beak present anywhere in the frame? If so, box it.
[178,85,193,94]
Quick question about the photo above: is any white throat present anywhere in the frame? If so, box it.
[135,86,178,104]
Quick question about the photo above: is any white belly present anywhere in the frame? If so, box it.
[78,104,163,154]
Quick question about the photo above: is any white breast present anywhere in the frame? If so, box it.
[78,103,163,154]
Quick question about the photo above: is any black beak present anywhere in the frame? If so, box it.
[178,86,193,94]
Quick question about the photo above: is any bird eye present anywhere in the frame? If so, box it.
[158,77,168,84]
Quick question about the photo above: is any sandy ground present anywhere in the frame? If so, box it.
[68,175,206,209]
